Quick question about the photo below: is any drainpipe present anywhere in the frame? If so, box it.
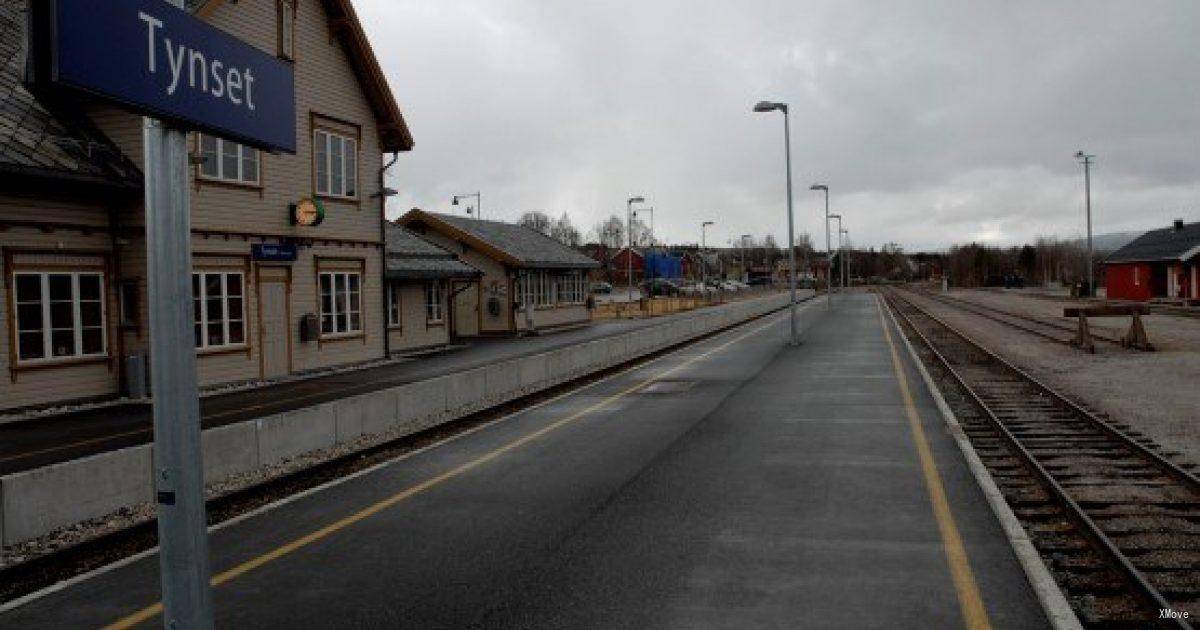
[380,151,399,357]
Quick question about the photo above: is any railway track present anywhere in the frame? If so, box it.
[903,286,1130,351]
[883,289,1200,628]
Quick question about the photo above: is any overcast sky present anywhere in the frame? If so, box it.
[357,1,1199,252]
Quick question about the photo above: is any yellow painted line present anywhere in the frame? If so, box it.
[103,308,798,629]
[877,296,991,630]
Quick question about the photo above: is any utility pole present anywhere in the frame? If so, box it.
[702,221,714,285]
[627,196,645,301]
[1075,151,1095,297]
[145,3,214,627]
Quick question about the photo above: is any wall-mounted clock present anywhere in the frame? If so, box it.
[291,198,325,226]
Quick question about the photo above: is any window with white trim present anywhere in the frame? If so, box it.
[387,281,401,327]
[198,135,259,185]
[278,0,296,60]
[319,271,362,335]
[557,271,585,304]
[426,281,444,323]
[192,272,245,349]
[314,129,358,198]
[13,272,106,362]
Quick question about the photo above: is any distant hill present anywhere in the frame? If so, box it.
[1075,231,1142,253]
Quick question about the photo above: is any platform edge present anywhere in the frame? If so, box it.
[880,295,1083,630]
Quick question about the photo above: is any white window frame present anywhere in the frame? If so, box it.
[319,271,363,336]
[197,134,260,185]
[387,281,401,328]
[192,271,246,350]
[278,0,296,60]
[12,271,107,364]
[557,271,585,305]
[426,281,445,323]
[314,129,358,199]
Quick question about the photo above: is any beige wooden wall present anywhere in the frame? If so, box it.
[0,198,120,411]
[410,229,513,334]
[388,282,451,353]
[84,0,386,244]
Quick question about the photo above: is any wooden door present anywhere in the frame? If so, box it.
[258,276,291,379]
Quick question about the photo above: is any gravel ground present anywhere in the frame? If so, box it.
[905,288,1200,467]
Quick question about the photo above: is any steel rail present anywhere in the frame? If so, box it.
[883,290,1195,629]
[902,286,1126,349]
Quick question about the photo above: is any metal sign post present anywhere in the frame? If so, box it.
[144,0,214,625]
[145,114,213,628]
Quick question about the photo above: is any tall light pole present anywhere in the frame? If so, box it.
[627,196,645,301]
[633,207,655,246]
[810,184,832,309]
[829,213,843,290]
[1074,151,1095,297]
[754,100,799,346]
[840,227,850,288]
[452,192,482,220]
[701,221,714,284]
[740,234,751,283]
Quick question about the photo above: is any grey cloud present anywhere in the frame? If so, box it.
[358,0,1199,251]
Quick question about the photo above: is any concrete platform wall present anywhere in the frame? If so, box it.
[0,293,789,544]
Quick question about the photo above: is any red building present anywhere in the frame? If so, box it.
[610,247,645,284]
[1105,220,1200,301]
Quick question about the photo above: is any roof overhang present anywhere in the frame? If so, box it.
[397,210,523,267]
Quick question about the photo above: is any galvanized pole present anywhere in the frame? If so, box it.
[144,111,214,630]
[1083,157,1094,298]
[823,188,831,308]
[783,108,798,346]
[626,196,645,301]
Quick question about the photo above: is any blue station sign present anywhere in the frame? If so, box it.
[252,243,298,262]
[32,0,296,153]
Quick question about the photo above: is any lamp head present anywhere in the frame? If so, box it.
[628,196,645,205]
[809,184,827,191]
[753,101,784,113]
[703,221,714,227]
[829,213,842,219]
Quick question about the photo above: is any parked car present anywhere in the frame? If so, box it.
[747,276,772,286]
[680,282,716,296]
[590,281,614,295]
[640,278,682,297]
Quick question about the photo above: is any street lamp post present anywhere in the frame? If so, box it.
[840,227,850,288]
[754,100,799,346]
[634,207,656,285]
[829,214,843,290]
[810,184,832,310]
[1074,151,1095,297]
[627,196,645,302]
[702,221,714,285]
[740,234,751,283]
[452,192,482,220]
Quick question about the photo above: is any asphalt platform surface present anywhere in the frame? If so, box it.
[1,293,1049,629]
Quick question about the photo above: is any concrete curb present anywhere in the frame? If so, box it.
[880,296,1082,630]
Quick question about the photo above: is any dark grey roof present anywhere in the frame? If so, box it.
[425,212,600,269]
[0,0,141,190]
[385,222,480,280]
[1105,221,1200,264]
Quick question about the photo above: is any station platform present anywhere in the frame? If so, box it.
[0,290,794,475]
[0,293,1051,628]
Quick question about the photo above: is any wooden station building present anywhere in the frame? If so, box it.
[0,0,413,411]
[1105,219,1200,302]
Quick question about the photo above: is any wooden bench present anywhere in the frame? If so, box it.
[1063,304,1154,352]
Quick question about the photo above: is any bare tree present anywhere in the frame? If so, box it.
[629,216,655,247]
[518,211,553,236]
[549,213,582,246]
[593,215,625,249]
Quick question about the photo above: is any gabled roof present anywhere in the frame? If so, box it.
[1105,221,1200,264]
[385,222,479,279]
[0,0,141,192]
[193,0,413,152]
[398,209,600,270]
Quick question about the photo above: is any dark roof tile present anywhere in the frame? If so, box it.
[1106,221,1200,263]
